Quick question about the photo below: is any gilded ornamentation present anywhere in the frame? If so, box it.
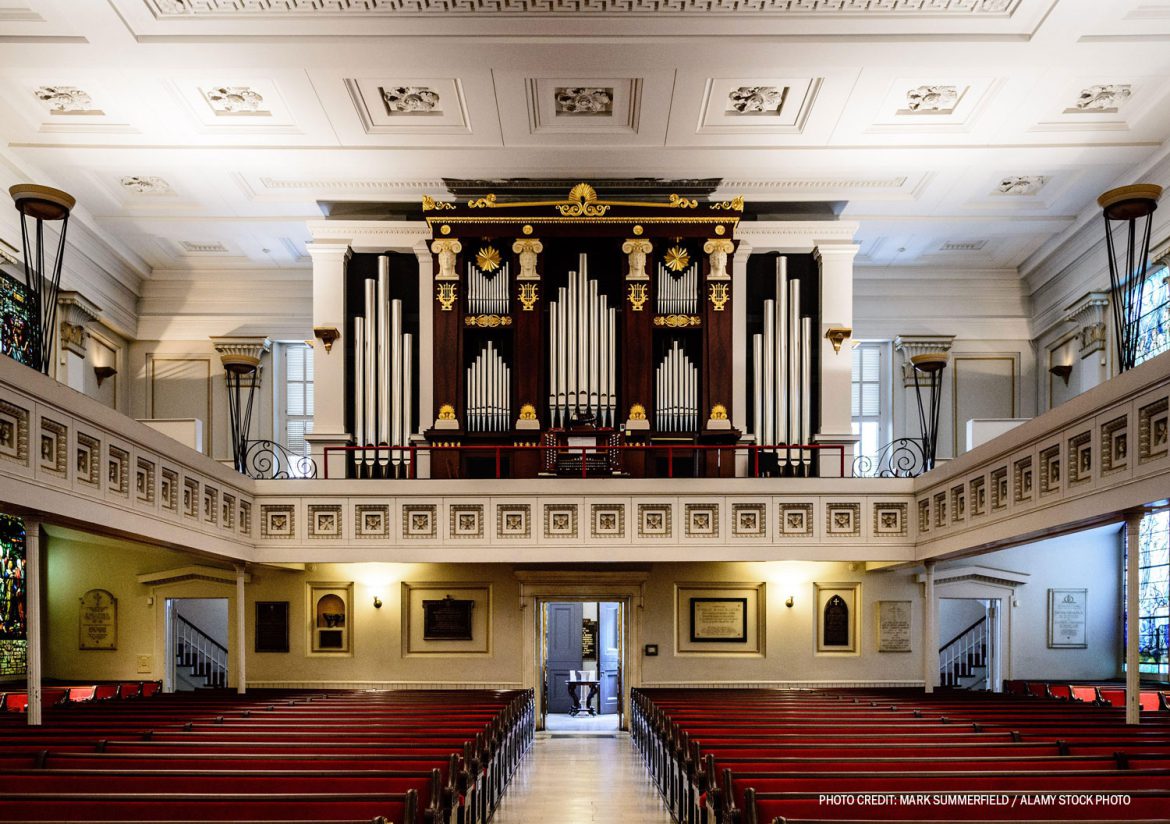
[559,183,608,217]
[522,224,533,235]
[422,195,455,211]
[436,282,457,311]
[663,245,690,272]
[667,194,698,209]
[469,193,498,208]
[519,403,537,421]
[628,403,647,421]
[709,404,728,421]
[627,283,648,312]
[464,314,513,328]
[710,196,745,212]
[512,238,543,281]
[704,237,734,281]
[460,183,702,219]
[475,245,501,272]
[621,238,652,281]
[431,238,462,281]
[518,282,539,311]
[708,282,730,311]
[654,315,701,328]
[438,404,456,421]
[632,224,643,235]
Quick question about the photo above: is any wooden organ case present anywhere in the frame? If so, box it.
[420,183,746,480]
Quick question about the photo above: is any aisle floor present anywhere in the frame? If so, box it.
[491,731,674,823]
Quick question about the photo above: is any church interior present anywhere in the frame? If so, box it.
[0,0,1169,821]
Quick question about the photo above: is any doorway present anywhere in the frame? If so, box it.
[939,597,1001,691]
[541,600,624,732]
[165,598,229,692]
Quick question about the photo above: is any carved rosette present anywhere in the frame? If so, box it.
[1063,292,1110,358]
[512,238,543,281]
[703,238,734,282]
[621,238,653,282]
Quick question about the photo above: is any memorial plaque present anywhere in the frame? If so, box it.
[255,601,289,653]
[581,618,598,658]
[822,594,850,647]
[877,600,912,652]
[689,597,747,642]
[423,595,475,641]
[1048,588,1087,648]
[79,589,117,650]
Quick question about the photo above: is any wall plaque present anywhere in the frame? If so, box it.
[689,597,747,643]
[877,600,912,652]
[423,595,474,641]
[814,582,859,654]
[255,601,289,653]
[1048,588,1087,648]
[822,595,850,647]
[79,588,117,650]
[581,618,598,659]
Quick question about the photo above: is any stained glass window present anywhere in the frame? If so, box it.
[0,271,38,367]
[0,514,27,677]
[1135,266,1169,366]
[1124,510,1169,677]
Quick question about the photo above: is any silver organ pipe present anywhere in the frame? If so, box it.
[547,253,617,427]
[467,340,510,431]
[751,256,813,474]
[656,261,698,314]
[352,255,415,476]
[655,340,698,432]
[467,261,510,315]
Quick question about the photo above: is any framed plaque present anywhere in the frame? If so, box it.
[689,597,748,643]
[423,595,475,641]
[79,588,117,650]
[814,582,860,654]
[877,600,912,653]
[1048,588,1087,648]
[255,601,289,653]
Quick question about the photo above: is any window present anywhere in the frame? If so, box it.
[851,343,886,473]
[1124,510,1169,678]
[277,343,314,475]
[1135,266,1169,366]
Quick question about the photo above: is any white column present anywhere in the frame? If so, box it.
[922,559,937,694]
[1126,512,1143,725]
[24,517,42,726]
[412,241,434,479]
[812,243,860,477]
[56,291,101,394]
[305,242,353,479]
[236,564,247,695]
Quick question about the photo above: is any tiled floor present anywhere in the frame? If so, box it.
[491,731,674,823]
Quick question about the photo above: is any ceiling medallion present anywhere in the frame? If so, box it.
[34,86,100,115]
[903,85,959,114]
[554,87,614,116]
[205,86,266,114]
[120,176,173,195]
[664,246,691,272]
[381,86,441,114]
[1068,84,1132,113]
[475,246,502,272]
[727,86,785,115]
[996,176,1047,196]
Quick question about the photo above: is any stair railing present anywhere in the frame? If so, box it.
[174,614,228,688]
[939,615,988,688]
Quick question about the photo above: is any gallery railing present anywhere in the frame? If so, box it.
[852,438,929,478]
[242,440,318,480]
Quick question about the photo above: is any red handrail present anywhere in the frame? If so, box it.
[322,443,845,479]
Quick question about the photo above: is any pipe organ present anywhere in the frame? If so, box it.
[467,261,510,315]
[656,260,698,315]
[751,256,813,475]
[655,340,698,432]
[467,340,511,432]
[548,254,617,428]
[351,255,414,476]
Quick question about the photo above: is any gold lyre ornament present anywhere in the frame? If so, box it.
[519,403,537,421]
[438,404,456,421]
[708,282,730,312]
[628,403,647,421]
[518,282,539,311]
[436,282,457,311]
[627,283,649,312]
[709,404,729,421]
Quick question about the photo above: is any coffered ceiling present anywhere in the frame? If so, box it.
[0,0,1167,287]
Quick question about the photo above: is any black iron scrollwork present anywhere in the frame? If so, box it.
[242,440,318,479]
[852,438,928,478]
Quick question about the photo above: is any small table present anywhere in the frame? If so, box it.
[566,675,600,717]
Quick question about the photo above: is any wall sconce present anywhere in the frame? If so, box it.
[372,596,382,609]
[1049,364,1073,386]
[824,327,852,355]
[313,326,340,354]
[785,596,794,608]
[93,365,117,387]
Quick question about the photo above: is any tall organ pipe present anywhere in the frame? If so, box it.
[466,341,510,431]
[377,260,391,468]
[547,253,616,427]
[353,317,365,467]
[362,279,376,469]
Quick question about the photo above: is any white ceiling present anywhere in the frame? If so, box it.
[0,0,1168,281]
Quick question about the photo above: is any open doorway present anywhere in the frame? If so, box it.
[541,600,623,732]
[939,597,1002,691]
[165,598,229,692]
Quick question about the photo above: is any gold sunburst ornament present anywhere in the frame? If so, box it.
[664,245,691,272]
[475,245,501,272]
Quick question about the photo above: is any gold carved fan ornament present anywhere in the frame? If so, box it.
[663,245,691,272]
[475,245,501,272]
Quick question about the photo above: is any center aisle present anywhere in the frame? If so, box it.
[491,730,674,823]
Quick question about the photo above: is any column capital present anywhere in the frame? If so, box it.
[306,241,353,263]
[57,291,101,358]
[1063,291,1110,357]
[813,242,861,262]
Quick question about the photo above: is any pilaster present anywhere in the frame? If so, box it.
[813,243,860,476]
[56,291,101,393]
[306,242,353,479]
[1063,292,1110,394]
